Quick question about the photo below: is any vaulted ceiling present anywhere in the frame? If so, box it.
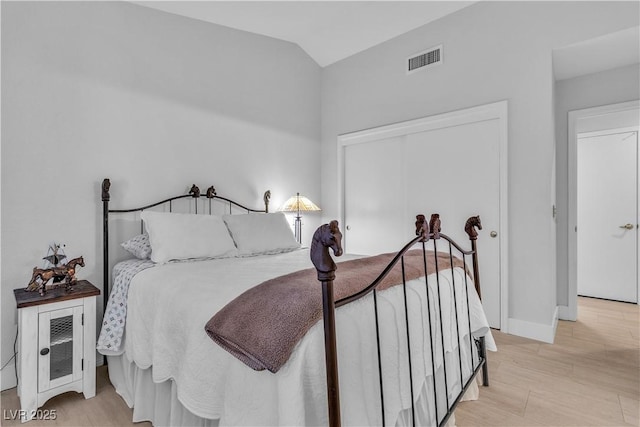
[131,1,475,67]
[132,1,639,79]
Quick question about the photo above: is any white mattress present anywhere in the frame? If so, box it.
[111,249,495,426]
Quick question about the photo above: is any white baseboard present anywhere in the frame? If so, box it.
[557,304,577,321]
[507,307,559,343]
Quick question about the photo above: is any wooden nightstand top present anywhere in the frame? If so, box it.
[14,280,100,309]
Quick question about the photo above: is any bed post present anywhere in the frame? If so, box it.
[464,215,489,386]
[310,221,343,427]
[102,178,111,312]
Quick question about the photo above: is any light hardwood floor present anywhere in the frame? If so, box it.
[1,297,637,426]
[0,365,150,427]
[457,297,639,426]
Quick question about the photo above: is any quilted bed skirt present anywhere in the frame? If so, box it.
[107,353,478,427]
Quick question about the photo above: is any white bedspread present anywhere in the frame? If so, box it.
[117,249,495,426]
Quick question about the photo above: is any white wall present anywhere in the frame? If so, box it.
[3,0,638,393]
[320,1,639,340]
[1,2,321,390]
[555,64,640,308]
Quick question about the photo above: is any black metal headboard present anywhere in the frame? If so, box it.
[101,178,271,310]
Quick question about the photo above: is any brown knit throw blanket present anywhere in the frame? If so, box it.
[205,249,465,373]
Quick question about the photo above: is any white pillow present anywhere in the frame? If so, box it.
[140,211,238,263]
[223,212,300,256]
[121,233,151,259]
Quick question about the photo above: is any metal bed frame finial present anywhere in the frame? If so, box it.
[263,190,271,213]
[415,214,430,242]
[102,178,111,202]
[206,186,217,198]
[464,215,482,241]
[189,185,201,198]
[464,215,483,299]
[429,213,441,240]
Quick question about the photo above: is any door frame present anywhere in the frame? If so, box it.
[565,100,639,320]
[337,100,509,331]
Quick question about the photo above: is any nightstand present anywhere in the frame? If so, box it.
[13,280,100,423]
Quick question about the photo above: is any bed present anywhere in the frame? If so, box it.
[98,179,495,427]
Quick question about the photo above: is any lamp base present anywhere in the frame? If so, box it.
[294,216,302,244]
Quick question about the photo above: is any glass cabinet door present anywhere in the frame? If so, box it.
[38,306,83,392]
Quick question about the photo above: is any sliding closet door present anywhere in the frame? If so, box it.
[343,117,502,328]
[405,119,501,328]
[344,136,406,255]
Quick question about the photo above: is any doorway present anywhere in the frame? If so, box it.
[577,128,638,302]
[567,101,640,320]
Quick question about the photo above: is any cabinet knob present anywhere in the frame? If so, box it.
[40,348,49,356]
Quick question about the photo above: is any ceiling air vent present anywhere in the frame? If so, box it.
[407,45,443,74]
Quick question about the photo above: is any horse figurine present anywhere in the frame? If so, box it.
[26,256,85,295]
[310,220,343,281]
[465,216,483,240]
[63,256,85,286]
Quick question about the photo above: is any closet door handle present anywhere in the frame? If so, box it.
[619,224,634,230]
[40,348,50,356]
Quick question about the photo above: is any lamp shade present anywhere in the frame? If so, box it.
[280,193,321,213]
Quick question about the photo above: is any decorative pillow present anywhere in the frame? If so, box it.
[121,233,152,260]
[140,211,238,263]
[223,212,300,257]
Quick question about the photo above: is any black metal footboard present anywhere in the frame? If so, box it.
[311,214,489,427]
